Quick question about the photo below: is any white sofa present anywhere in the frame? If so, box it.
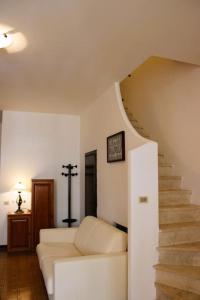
[36,216,128,300]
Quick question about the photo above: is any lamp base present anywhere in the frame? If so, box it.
[15,208,24,214]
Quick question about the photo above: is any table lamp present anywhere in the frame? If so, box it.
[14,181,26,213]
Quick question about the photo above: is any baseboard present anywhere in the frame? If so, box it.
[115,223,128,233]
[0,245,7,251]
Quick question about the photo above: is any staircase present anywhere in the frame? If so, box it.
[124,105,200,299]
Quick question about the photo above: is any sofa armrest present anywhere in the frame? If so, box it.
[39,227,78,243]
[53,252,127,300]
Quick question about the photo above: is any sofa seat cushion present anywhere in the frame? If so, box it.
[74,216,127,255]
[40,257,55,295]
[37,242,82,267]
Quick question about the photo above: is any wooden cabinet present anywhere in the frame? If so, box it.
[7,213,32,252]
[32,179,54,248]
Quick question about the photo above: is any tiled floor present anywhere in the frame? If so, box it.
[0,250,48,300]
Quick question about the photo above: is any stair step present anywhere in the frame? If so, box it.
[155,264,200,295]
[159,176,182,190]
[158,153,165,163]
[159,204,200,224]
[130,118,138,125]
[159,190,191,206]
[141,133,150,139]
[158,242,200,266]
[159,163,173,167]
[127,112,134,119]
[156,282,200,300]
[134,126,144,130]
[133,126,151,139]
[159,222,200,246]
[159,163,173,176]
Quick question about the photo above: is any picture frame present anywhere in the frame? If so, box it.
[107,131,125,163]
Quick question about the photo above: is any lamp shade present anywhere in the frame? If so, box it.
[14,182,26,192]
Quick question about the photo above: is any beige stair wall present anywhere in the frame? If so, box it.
[120,56,200,205]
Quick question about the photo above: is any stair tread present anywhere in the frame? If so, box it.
[129,118,138,123]
[159,163,173,167]
[155,264,200,279]
[159,188,192,194]
[159,189,192,193]
[159,176,181,180]
[159,204,200,210]
[159,189,188,192]
[156,282,200,299]
[160,221,200,231]
[159,242,200,252]
[134,126,143,130]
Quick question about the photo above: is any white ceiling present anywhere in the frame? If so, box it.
[1,0,200,115]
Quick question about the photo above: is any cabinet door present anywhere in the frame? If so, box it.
[8,216,31,252]
[32,179,54,247]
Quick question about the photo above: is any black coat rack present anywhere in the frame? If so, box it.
[61,164,78,227]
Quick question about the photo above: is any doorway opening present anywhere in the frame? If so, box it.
[85,150,97,217]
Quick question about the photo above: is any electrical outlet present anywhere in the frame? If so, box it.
[139,196,148,203]
[3,201,10,205]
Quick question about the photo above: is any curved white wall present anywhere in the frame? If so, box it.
[80,83,158,299]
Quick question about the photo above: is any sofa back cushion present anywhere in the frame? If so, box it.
[74,216,127,255]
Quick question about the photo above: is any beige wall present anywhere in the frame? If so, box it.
[121,56,200,203]
[80,84,145,226]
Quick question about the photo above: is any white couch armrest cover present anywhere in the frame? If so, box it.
[53,253,127,300]
[40,228,78,243]
[74,216,127,255]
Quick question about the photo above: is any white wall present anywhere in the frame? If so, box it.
[121,56,200,203]
[81,83,158,299]
[80,84,144,226]
[0,111,80,245]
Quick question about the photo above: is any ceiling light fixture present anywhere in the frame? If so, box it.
[0,32,13,49]
[0,23,27,53]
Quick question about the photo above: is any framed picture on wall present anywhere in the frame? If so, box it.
[107,131,125,163]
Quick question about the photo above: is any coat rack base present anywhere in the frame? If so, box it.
[62,218,77,224]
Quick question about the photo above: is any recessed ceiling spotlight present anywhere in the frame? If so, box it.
[0,32,13,49]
